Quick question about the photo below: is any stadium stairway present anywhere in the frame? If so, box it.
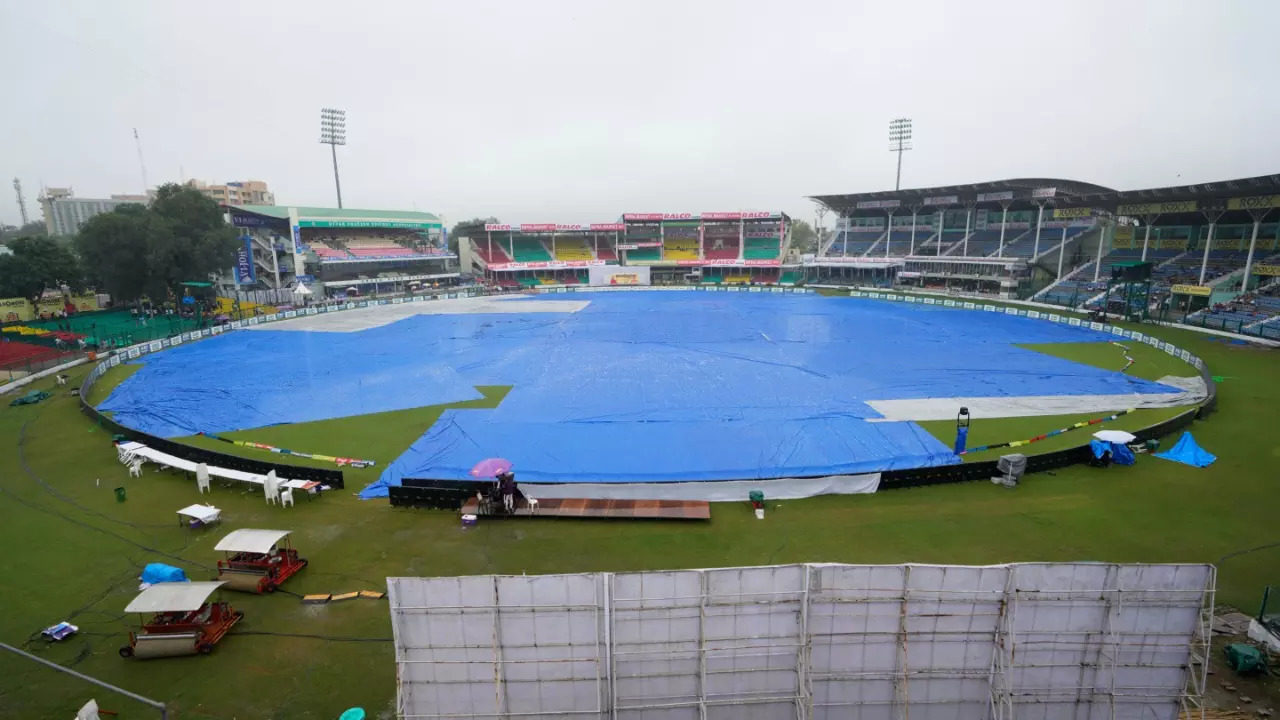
[1033,261,1097,306]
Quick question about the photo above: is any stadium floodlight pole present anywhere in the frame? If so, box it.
[1,641,168,719]
[319,108,347,208]
[888,118,913,191]
[997,202,1011,258]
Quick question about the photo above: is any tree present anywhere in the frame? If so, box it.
[0,220,47,244]
[0,235,84,299]
[75,183,238,303]
[791,220,818,253]
[448,217,500,255]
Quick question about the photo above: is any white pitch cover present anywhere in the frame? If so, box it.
[388,562,1214,720]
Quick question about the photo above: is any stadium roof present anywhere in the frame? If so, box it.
[228,204,442,227]
[813,174,1280,220]
[811,178,1114,215]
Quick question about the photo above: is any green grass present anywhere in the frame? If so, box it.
[1,297,1277,719]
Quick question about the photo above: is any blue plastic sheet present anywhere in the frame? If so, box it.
[1154,431,1216,467]
[95,292,1184,493]
[140,563,188,584]
[1090,439,1135,466]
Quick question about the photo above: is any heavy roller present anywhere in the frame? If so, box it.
[214,529,308,594]
[119,582,243,659]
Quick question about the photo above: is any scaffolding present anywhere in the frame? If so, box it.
[388,562,1215,720]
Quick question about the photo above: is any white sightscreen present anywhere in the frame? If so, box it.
[387,563,1214,720]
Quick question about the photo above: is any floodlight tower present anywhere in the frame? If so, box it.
[888,118,913,191]
[319,108,347,208]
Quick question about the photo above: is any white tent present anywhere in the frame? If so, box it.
[292,283,312,297]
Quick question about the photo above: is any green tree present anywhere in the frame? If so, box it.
[0,235,84,299]
[0,220,48,244]
[448,217,500,255]
[791,219,818,253]
[75,183,238,303]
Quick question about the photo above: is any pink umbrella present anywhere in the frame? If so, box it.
[470,458,512,478]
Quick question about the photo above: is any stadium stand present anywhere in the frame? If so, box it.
[829,231,881,257]
[704,226,741,260]
[779,271,801,285]
[626,247,662,261]
[743,237,781,260]
[511,237,553,262]
[932,230,967,255]
[595,243,618,261]
[552,236,595,261]
[474,240,512,264]
[956,230,1009,257]
[663,225,700,260]
[881,231,916,256]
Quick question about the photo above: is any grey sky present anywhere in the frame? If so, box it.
[3,0,1277,228]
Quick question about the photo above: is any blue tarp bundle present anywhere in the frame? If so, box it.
[140,563,188,584]
[1154,431,1216,467]
[1089,439,1136,466]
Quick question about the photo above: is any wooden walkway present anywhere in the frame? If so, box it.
[461,497,710,521]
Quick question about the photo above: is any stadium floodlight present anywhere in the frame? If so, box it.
[888,117,913,191]
[319,108,347,208]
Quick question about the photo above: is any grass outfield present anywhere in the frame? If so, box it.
[1,297,1277,718]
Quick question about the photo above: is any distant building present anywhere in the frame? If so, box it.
[187,179,274,206]
[39,188,149,236]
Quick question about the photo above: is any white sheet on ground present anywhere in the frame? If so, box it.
[866,375,1206,422]
[249,296,590,333]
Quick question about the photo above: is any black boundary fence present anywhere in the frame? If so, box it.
[65,285,1220,504]
[78,367,345,488]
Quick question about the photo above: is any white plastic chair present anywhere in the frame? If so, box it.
[263,477,278,505]
[280,488,294,508]
[195,463,211,494]
[128,459,144,478]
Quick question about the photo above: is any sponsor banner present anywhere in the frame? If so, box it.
[485,224,513,231]
[69,294,99,312]
[231,214,278,228]
[975,209,988,230]
[1117,201,1197,215]
[923,195,958,206]
[1251,264,1280,276]
[855,200,900,210]
[621,241,662,248]
[615,244,639,250]
[744,231,781,238]
[516,223,556,233]
[1112,227,1135,249]
[1171,284,1212,296]
[1227,194,1280,211]
[487,260,606,271]
[298,220,441,229]
[623,213,695,221]
[589,223,626,231]
[977,191,1014,202]
[849,226,883,232]
[805,256,904,266]
[994,221,1031,230]
[235,236,256,284]
[1053,207,1093,219]
[0,297,34,322]
[702,211,775,220]
[1031,187,1057,199]
[898,271,922,279]
[295,274,316,284]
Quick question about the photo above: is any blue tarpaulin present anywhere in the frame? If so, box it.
[1089,439,1136,466]
[1154,431,1216,467]
[140,563,188,585]
[94,292,1186,494]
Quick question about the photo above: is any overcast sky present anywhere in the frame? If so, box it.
[3,0,1278,228]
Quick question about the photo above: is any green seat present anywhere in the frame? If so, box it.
[626,247,661,261]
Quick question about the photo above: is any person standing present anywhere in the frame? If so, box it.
[497,470,516,514]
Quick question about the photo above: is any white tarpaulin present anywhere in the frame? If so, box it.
[588,265,650,286]
[388,562,1214,720]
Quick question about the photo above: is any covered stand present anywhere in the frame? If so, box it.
[214,528,308,593]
